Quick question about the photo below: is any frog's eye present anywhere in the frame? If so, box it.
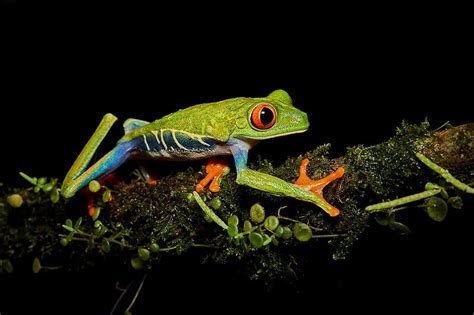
[251,104,276,129]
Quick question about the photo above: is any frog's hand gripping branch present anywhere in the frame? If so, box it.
[229,139,344,217]
[61,114,138,198]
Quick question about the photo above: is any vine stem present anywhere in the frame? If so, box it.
[124,273,147,315]
[365,189,441,212]
[312,234,348,239]
[416,152,474,194]
[277,206,324,232]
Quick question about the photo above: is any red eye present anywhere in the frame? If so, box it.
[251,104,276,129]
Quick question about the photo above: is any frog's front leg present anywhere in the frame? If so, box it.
[195,157,230,193]
[229,139,344,217]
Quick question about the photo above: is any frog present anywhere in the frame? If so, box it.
[60,90,344,216]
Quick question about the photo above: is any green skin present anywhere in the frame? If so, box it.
[61,90,335,215]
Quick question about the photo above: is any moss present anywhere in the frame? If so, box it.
[1,121,472,289]
[345,120,432,198]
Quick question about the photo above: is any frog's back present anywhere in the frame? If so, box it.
[117,97,249,160]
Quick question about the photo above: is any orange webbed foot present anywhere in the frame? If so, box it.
[196,157,230,193]
[294,158,345,217]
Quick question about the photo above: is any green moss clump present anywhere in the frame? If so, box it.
[345,120,431,197]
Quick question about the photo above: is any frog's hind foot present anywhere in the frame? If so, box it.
[294,158,345,217]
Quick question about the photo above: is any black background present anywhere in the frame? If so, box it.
[1,4,473,313]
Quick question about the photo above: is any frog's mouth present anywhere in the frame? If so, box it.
[246,128,308,140]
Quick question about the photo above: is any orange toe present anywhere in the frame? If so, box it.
[196,158,230,193]
[295,158,344,216]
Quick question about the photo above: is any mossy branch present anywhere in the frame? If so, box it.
[1,121,473,287]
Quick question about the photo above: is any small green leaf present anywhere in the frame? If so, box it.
[448,196,463,209]
[209,197,222,210]
[374,213,395,226]
[102,239,111,253]
[65,219,73,227]
[425,197,448,222]
[32,257,41,273]
[227,215,239,226]
[50,188,60,203]
[7,194,23,208]
[271,237,279,246]
[74,216,83,229]
[150,243,160,253]
[425,182,448,199]
[60,238,69,246]
[243,220,252,232]
[92,207,101,221]
[62,224,75,233]
[131,257,144,270]
[275,226,284,238]
[19,172,38,185]
[249,232,264,248]
[66,231,75,242]
[98,225,108,237]
[285,265,298,281]
[89,180,101,193]
[42,183,54,193]
[262,234,272,246]
[264,216,279,231]
[102,189,112,202]
[227,223,239,237]
[281,226,293,240]
[388,221,411,235]
[425,182,441,191]
[34,186,40,193]
[38,177,47,185]
[203,214,213,223]
[250,203,265,223]
[94,220,102,229]
[293,223,312,242]
[186,193,194,202]
[4,260,13,273]
[440,189,449,199]
[138,248,150,261]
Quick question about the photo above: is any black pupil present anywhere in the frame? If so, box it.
[260,107,274,126]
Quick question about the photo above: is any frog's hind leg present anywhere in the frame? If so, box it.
[61,114,135,198]
[61,142,135,198]
[294,158,345,217]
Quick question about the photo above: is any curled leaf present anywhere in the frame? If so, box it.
[388,221,411,235]
[250,203,265,223]
[264,216,279,231]
[227,223,239,237]
[448,196,463,209]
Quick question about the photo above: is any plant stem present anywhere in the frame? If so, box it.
[365,189,441,212]
[192,243,220,249]
[110,279,134,315]
[416,152,474,194]
[124,273,147,315]
[192,191,228,230]
[277,215,324,232]
[312,233,348,239]
[158,246,177,252]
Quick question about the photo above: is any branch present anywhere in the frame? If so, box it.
[0,121,473,288]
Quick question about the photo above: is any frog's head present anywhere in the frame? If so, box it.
[231,89,309,140]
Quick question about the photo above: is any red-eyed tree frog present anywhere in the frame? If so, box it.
[61,90,344,216]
